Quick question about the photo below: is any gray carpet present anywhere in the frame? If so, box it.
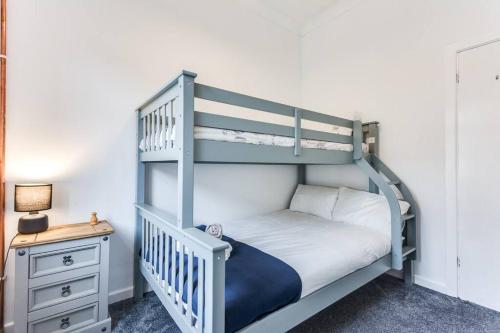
[109,275,500,332]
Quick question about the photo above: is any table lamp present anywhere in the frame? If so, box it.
[15,184,52,234]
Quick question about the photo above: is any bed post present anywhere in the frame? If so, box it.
[177,71,197,229]
[205,249,226,333]
[353,121,363,160]
[365,122,379,155]
[294,108,302,157]
[363,122,380,194]
[297,165,306,185]
[134,110,146,301]
[296,107,305,187]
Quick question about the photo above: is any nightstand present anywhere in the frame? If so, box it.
[12,221,114,333]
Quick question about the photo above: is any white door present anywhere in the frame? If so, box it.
[457,40,500,311]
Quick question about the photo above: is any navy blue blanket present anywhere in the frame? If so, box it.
[146,226,301,332]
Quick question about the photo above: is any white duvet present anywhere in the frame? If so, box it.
[216,210,391,298]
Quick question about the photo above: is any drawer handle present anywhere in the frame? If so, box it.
[60,317,70,329]
[61,285,72,297]
[62,255,74,266]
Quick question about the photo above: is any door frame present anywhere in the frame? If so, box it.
[0,0,5,327]
[444,36,500,298]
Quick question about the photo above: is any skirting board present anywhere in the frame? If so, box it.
[385,270,447,295]
[109,286,134,304]
[414,274,448,295]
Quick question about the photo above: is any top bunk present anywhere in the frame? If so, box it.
[136,71,374,165]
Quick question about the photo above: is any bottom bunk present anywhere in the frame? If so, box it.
[135,185,412,333]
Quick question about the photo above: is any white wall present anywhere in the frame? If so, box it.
[4,0,300,326]
[7,0,500,327]
[300,0,500,292]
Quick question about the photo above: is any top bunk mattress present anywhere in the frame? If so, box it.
[194,126,369,153]
[210,209,391,298]
[140,126,369,153]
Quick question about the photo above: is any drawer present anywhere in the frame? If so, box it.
[28,302,98,333]
[29,273,99,312]
[72,318,111,333]
[30,244,100,278]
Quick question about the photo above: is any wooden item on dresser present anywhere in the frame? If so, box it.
[12,221,114,333]
[89,212,99,226]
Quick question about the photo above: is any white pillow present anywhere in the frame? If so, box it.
[399,200,411,216]
[332,187,411,236]
[289,184,339,220]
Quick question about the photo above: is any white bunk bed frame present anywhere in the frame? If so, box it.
[134,71,418,333]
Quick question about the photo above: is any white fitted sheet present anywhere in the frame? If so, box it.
[140,126,369,153]
[216,209,391,298]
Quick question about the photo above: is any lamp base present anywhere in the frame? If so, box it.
[18,213,49,234]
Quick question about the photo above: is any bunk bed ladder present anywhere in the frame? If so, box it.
[357,121,417,285]
[370,154,417,285]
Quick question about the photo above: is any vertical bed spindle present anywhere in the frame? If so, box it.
[143,114,148,152]
[152,112,156,151]
[197,257,205,333]
[142,218,146,261]
[160,105,166,150]
[178,242,185,314]
[151,111,157,151]
[153,224,158,276]
[156,109,161,150]
[142,115,146,152]
[144,219,148,265]
[155,227,159,279]
[145,220,150,267]
[159,230,164,287]
[144,115,149,151]
[171,238,177,303]
[187,250,194,326]
[146,114,151,152]
[148,220,153,271]
[166,102,172,149]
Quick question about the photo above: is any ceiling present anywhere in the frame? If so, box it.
[261,0,339,27]
[237,0,341,35]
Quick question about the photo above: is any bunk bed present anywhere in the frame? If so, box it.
[133,70,418,333]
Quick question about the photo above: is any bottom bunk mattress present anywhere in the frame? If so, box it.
[146,210,390,332]
[217,209,391,298]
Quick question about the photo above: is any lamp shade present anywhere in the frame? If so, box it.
[14,184,52,212]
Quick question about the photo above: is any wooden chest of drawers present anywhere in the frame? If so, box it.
[12,222,113,333]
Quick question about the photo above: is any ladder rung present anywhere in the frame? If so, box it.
[387,180,400,185]
[402,246,416,257]
[402,214,415,221]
